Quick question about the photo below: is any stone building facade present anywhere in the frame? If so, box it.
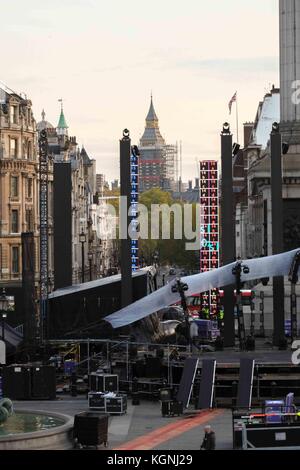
[0,87,38,285]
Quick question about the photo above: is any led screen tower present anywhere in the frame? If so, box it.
[130,146,139,271]
[199,160,220,315]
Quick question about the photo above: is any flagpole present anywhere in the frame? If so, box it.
[236,92,239,144]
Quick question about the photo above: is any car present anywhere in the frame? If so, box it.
[169,268,176,275]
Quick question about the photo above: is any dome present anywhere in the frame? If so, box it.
[36,109,54,132]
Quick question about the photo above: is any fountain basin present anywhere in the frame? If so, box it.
[0,409,73,450]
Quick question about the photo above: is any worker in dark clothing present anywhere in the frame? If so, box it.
[200,425,216,450]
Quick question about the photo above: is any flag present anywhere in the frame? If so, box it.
[228,92,237,114]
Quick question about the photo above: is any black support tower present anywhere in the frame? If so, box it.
[53,162,72,289]
[270,123,285,345]
[22,232,36,348]
[120,129,132,308]
[220,123,235,346]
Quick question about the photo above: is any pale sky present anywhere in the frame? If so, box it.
[1,0,279,182]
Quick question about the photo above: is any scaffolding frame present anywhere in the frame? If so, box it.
[39,130,49,342]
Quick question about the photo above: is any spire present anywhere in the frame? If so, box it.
[80,145,90,163]
[140,95,165,147]
[41,109,45,121]
[57,98,68,135]
[146,93,158,123]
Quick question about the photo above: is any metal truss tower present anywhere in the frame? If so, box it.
[38,129,49,341]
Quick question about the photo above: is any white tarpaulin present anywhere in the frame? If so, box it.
[105,248,300,329]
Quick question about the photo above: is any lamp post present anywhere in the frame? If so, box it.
[88,251,93,281]
[79,230,86,284]
[0,288,9,342]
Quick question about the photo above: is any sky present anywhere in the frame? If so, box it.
[0,0,279,182]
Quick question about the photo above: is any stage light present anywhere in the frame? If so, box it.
[222,122,230,134]
[282,142,289,155]
[261,277,269,286]
[232,143,240,156]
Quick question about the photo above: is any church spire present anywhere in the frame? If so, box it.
[57,98,68,136]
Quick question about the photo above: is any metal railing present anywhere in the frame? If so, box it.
[46,338,188,385]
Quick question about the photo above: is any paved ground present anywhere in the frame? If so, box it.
[13,396,233,450]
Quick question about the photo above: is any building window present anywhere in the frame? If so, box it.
[10,138,17,158]
[26,209,33,231]
[11,176,19,197]
[10,105,17,124]
[12,246,19,274]
[11,210,19,233]
[27,141,32,159]
[27,178,32,198]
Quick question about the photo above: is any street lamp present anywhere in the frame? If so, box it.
[79,229,86,284]
[0,288,9,342]
[88,251,93,281]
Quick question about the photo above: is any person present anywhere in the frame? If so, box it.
[200,425,216,450]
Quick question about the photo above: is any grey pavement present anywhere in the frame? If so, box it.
[13,396,233,450]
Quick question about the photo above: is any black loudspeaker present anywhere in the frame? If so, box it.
[3,365,31,400]
[3,365,56,400]
[31,366,56,399]
[161,400,183,417]
[89,374,118,393]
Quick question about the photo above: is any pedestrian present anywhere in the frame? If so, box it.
[200,425,216,450]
